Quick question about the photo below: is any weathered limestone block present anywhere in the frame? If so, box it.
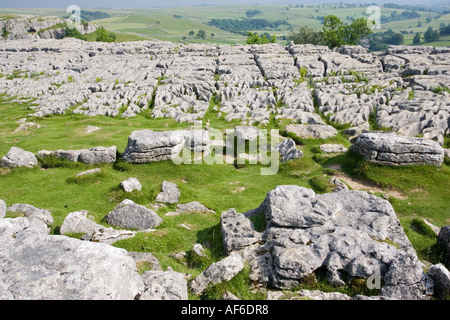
[350,132,444,167]
[0,218,144,299]
[233,185,430,300]
[122,129,210,164]
[285,124,337,139]
[105,199,163,230]
[0,147,38,168]
[189,254,244,295]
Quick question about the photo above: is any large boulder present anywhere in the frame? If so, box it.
[122,129,210,164]
[275,138,303,162]
[105,199,163,230]
[0,218,144,299]
[350,132,444,167]
[78,146,117,165]
[0,147,38,168]
[261,185,338,228]
[233,185,431,299]
[176,201,214,214]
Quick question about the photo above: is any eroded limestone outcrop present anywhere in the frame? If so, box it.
[222,185,434,300]
[349,132,444,167]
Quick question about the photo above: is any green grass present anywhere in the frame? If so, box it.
[0,92,449,298]
[1,10,450,296]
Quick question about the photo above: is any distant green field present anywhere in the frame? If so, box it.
[93,13,246,44]
[88,4,450,45]
[1,4,449,46]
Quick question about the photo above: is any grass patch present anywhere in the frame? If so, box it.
[308,175,333,193]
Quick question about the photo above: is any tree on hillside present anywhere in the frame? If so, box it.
[196,29,206,39]
[424,27,439,42]
[321,15,346,48]
[290,15,372,49]
[247,32,276,44]
[365,29,404,51]
[96,27,116,43]
[344,17,373,45]
[439,23,450,36]
[288,26,324,45]
[245,9,262,18]
[64,26,86,40]
[413,32,421,44]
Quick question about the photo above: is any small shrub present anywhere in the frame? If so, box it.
[309,175,333,193]
[411,218,438,239]
[66,170,105,184]
[38,155,84,169]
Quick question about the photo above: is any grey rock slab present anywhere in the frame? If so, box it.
[78,146,117,164]
[285,124,337,139]
[120,177,142,193]
[122,129,210,164]
[221,208,262,255]
[0,219,144,300]
[330,176,349,192]
[140,270,188,300]
[267,289,351,300]
[0,147,38,168]
[350,132,444,167]
[189,254,244,295]
[176,201,214,214]
[60,210,103,236]
[105,199,163,230]
[155,181,180,204]
[275,138,303,163]
[37,149,83,162]
[381,253,432,300]
[61,210,137,245]
[37,146,117,164]
[320,144,348,153]
[192,243,209,260]
[75,168,101,177]
[261,185,338,228]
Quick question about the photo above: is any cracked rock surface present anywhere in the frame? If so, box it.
[1,40,447,144]
[222,186,433,300]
